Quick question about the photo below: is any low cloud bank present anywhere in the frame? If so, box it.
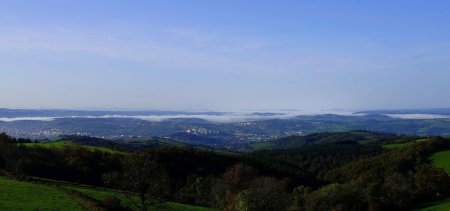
[0,117,57,122]
[384,114,450,119]
[107,113,305,123]
[2,112,447,123]
[0,112,301,123]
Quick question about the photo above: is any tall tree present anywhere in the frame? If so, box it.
[105,152,170,211]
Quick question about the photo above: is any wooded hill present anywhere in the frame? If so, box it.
[1,132,450,210]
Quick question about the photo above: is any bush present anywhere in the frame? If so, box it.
[102,195,123,210]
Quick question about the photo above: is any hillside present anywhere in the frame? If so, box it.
[0,177,84,210]
[247,130,400,150]
[429,151,450,174]
[58,135,221,152]
[1,132,450,210]
[20,141,124,154]
[3,112,450,143]
[0,176,216,211]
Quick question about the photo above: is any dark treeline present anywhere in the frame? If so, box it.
[290,137,450,210]
[59,135,123,150]
[249,141,384,182]
[260,130,419,150]
[1,132,450,210]
[0,133,122,186]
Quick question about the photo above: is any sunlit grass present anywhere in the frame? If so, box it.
[20,142,123,154]
[429,151,450,174]
[0,177,84,210]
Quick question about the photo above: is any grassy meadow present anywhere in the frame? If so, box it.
[383,142,414,149]
[63,184,217,211]
[429,150,450,174]
[20,141,123,154]
[417,150,450,210]
[0,177,84,210]
[0,176,216,211]
[418,198,450,211]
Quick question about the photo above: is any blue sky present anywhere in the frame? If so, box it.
[1,0,450,111]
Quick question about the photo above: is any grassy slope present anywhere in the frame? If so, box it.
[417,150,450,210]
[383,138,430,149]
[0,177,84,210]
[418,198,450,211]
[63,184,134,208]
[250,131,398,150]
[17,141,215,210]
[64,184,217,211]
[429,151,450,174]
[0,176,216,211]
[383,142,414,149]
[20,142,123,154]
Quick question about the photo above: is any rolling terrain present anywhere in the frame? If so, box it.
[2,109,450,149]
[0,177,84,210]
[0,176,216,211]
[1,130,450,210]
[416,151,450,210]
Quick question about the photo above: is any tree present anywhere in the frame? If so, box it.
[222,163,258,210]
[236,177,288,211]
[303,181,368,211]
[104,152,170,211]
[0,133,21,173]
[223,163,258,194]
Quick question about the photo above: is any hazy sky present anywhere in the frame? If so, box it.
[1,0,450,111]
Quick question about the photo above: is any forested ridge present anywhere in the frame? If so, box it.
[1,132,450,210]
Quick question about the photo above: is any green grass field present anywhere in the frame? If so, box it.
[0,176,216,211]
[418,198,450,211]
[382,142,414,149]
[383,139,431,150]
[429,151,450,174]
[417,151,450,210]
[63,184,136,208]
[63,184,116,201]
[0,177,84,210]
[64,184,217,210]
[20,142,123,154]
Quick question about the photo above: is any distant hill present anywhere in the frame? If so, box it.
[59,134,221,152]
[3,109,450,143]
[59,135,120,148]
[2,132,450,210]
[248,131,400,150]
[168,132,227,146]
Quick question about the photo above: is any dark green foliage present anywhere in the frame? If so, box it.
[1,132,450,210]
[325,137,450,182]
[236,177,288,211]
[222,163,259,195]
[137,147,239,193]
[20,146,122,186]
[311,137,450,210]
[249,142,383,181]
[242,130,418,152]
[102,195,124,210]
[104,152,170,211]
[263,131,398,149]
[177,175,226,208]
[0,133,122,186]
[302,181,368,211]
[59,135,126,151]
[0,133,20,171]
